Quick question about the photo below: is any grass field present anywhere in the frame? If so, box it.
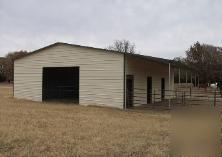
[0,83,170,157]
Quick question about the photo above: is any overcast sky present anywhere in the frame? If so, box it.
[0,0,222,58]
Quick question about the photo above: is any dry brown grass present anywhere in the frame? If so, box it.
[0,83,170,157]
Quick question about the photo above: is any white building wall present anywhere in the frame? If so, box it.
[14,44,124,108]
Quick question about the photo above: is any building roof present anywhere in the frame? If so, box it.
[15,42,175,66]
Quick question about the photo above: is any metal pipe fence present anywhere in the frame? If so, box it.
[128,87,222,109]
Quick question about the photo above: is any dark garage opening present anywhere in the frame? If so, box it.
[42,67,79,103]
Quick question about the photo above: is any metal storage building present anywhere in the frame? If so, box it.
[14,42,174,109]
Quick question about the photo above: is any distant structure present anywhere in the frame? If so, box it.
[216,47,222,52]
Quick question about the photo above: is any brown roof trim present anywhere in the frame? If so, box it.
[15,42,173,66]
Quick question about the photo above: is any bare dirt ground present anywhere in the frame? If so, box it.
[0,83,170,157]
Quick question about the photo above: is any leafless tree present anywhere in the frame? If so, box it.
[0,57,5,82]
[3,51,28,82]
[107,39,136,53]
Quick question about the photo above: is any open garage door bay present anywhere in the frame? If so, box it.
[42,67,79,103]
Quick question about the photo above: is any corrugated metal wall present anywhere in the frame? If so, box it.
[14,44,124,108]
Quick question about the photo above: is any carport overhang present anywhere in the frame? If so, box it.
[122,53,175,109]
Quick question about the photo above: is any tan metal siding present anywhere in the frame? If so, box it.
[14,45,124,108]
[125,56,174,106]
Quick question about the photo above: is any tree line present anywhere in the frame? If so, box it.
[174,41,222,85]
[0,51,28,82]
[0,40,221,85]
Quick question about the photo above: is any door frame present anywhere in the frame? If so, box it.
[147,76,152,104]
[161,78,165,100]
[126,75,134,108]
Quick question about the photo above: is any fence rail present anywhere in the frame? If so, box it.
[129,87,222,109]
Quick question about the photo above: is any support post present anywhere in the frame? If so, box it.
[178,68,181,85]
[197,75,200,88]
[123,53,126,109]
[168,63,171,109]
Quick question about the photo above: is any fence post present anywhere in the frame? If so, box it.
[168,90,171,109]
[190,86,192,98]
[175,89,177,99]
[183,92,186,105]
[175,90,177,105]
[214,90,216,107]
[153,89,155,104]
[181,92,184,105]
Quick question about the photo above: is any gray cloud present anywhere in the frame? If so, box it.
[0,0,222,58]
